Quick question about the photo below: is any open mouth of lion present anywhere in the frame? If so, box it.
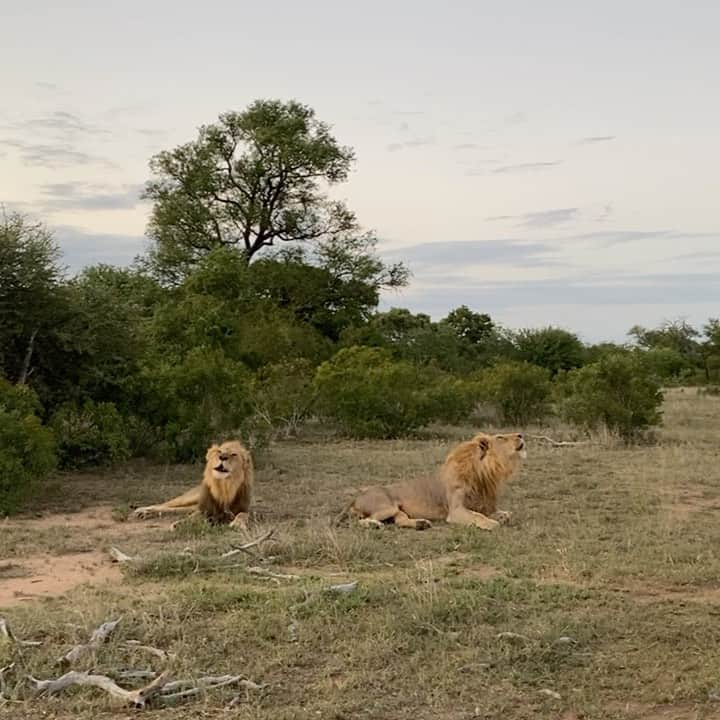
[517,439,527,458]
[213,463,229,474]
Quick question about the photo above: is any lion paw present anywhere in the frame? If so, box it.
[414,519,432,530]
[492,510,512,525]
[359,518,384,529]
[132,507,155,520]
[229,514,249,531]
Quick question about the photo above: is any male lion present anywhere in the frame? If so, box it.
[133,440,253,529]
[345,432,526,531]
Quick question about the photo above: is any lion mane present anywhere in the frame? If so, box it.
[133,440,253,529]
[345,432,526,530]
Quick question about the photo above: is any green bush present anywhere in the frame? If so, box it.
[475,361,552,425]
[252,359,316,438]
[0,380,57,514]
[558,352,663,441]
[314,346,473,438]
[142,347,255,461]
[50,400,131,469]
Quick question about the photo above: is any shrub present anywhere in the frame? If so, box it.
[314,346,472,438]
[512,326,586,375]
[475,361,552,425]
[0,380,57,514]
[142,347,255,461]
[558,352,663,441]
[50,400,131,469]
[252,359,316,438]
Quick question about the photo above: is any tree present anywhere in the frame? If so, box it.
[512,326,585,375]
[144,99,382,279]
[0,211,65,385]
[442,306,494,345]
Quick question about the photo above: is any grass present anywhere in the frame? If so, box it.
[2,389,720,719]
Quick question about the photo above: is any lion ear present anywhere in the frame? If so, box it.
[476,437,490,456]
[205,445,219,461]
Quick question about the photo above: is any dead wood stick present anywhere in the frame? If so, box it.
[220,528,275,558]
[157,674,247,702]
[527,434,587,447]
[29,669,171,708]
[57,618,121,667]
[109,547,135,563]
[123,640,176,663]
[247,566,300,581]
[108,669,158,682]
[0,618,42,647]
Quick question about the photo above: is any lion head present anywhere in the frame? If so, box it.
[205,440,251,482]
[441,432,526,513]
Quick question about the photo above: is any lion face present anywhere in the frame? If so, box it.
[475,432,526,461]
[205,440,247,480]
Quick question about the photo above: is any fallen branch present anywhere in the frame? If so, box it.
[28,670,263,708]
[220,529,275,558]
[527,434,588,447]
[247,566,300,581]
[124,640,176,663]
[58,619,121,668]
[0,662,15,699]
[0,618,42,648]
[108,669,158,682]
[496,631,529,642]
[109,547,135,563]
[325,581,358,595]
[29,669,171,708]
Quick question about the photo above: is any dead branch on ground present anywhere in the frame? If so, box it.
[109,547,135,563]
[28,669,264,708]
[57,618,121,668]
[527,434,588,447]
[0,618,42,648]
[124,640,176,663]
[220,528,276,558]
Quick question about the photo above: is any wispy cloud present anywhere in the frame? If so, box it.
[35,81,61,92]
[384,239,564,269]
[39,182,144,211]
[387,136,436,152]
[487,207,579,228]
[2,111,107,137]
[0,139,116,169]
[504,111,528,125]
[578,135,616,144]
[492,161,561,174]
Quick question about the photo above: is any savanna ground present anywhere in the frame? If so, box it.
[2,389,720,720]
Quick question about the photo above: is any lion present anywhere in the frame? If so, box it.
[132,440,253,530]
[343,432,526,531]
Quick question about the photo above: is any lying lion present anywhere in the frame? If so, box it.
[344,432,526,530]
[133,440,253,529]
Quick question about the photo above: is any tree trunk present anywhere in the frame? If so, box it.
[18,327,39,385]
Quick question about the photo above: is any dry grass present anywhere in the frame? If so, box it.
[3,390,720,719]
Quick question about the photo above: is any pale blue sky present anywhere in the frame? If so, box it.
[1,0,718,341]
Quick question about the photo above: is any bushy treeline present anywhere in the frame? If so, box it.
[1,99,716,512]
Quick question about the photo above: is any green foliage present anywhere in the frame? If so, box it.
[314,346,473,438]
[252,360,316,438]
[558,353,664,441]
[640,347,690,382]
[141,348,255,461]
[0,379,57,514]
[475,361,552,426]
[0,212,65,385]
[512,326,586,375]
[442,305,494,345]
[50,400,131,469]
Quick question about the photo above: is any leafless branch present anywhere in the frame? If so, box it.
[527,434,588,447]
[57,619,121,668]
[123,640,176,663]
[220,528,275,558]
[0,618,42,648]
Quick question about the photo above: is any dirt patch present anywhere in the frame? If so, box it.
[2,505,148,534]
[662,491,720,522]
[0,551,120,607]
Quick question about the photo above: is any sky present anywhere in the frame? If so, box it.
[1,0,718,342]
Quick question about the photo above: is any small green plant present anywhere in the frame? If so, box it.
[475,361,552,426]
[50,400,131,469]
[558,352,663,441]
[0,379,57,514]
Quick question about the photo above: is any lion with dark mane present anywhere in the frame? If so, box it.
[345,432,526,530]
[133,440,253,529]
